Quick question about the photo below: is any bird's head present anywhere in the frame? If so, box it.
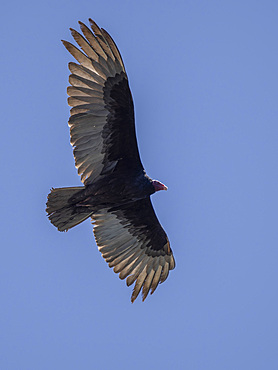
[152,180,168,192]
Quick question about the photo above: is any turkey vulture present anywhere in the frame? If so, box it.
[46,19,175,302]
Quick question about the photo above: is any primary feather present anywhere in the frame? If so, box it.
[46,19,175,302]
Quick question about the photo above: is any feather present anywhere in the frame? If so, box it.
[142,269,155,301]
[62,40,93,70]
[100,28,126,72]
[69,74,103,91]
[68,62,105,84]
[89,18,115,60]
[70,28,99,60]
[67,86,103,98]
[131,266,147,303]
[79,21,107,60]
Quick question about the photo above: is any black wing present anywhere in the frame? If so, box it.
[93,198,175,302]
[63,19,144,185]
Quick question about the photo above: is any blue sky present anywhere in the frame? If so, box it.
[1,1,278,369]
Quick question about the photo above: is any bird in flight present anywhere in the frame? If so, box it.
[46,19,175,302]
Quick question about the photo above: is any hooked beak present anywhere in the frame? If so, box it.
[153,180,168,192]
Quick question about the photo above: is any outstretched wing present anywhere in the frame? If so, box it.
[63,19,144,185]
[93,198,175,302]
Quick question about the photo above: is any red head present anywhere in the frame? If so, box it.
[152,180,168,192]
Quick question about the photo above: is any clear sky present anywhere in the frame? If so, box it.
[1,1,278,369]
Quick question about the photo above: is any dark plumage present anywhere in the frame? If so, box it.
[46,19,175,302]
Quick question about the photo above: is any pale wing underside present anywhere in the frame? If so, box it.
[63,19,126,185]
[93,200,175,302]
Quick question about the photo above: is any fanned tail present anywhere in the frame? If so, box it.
[46,187,94,231]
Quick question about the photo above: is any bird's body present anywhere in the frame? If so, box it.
[46,19,175,302]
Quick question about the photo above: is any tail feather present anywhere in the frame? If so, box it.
[46,187,94,232]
